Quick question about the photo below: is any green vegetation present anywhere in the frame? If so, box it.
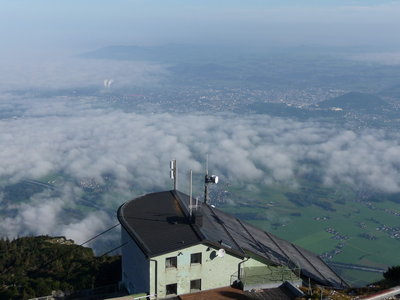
[0,236,120,300]
[335,269,382,288]
[2,181,46,204]
[220,181,400,286]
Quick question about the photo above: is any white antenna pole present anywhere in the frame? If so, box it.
[175,161,178,190]
[206,154,209,175]
[189,169,193,217]
[170,160,177,190]
[204,155,209,203]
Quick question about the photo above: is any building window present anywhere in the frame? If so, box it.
[165,256,177,268]
[190,279,201,292]
[166,283,177,295]
[190,252,202,264]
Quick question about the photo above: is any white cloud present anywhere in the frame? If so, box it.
[1,95,400,243]
[61,211,113,245]
[1,97,399,193]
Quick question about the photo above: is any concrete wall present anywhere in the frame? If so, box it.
[121,227,150,295]
[150,244,274,298]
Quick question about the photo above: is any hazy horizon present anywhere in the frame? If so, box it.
[2,0,400,58]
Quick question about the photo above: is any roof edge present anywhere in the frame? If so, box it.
[117,200,152,257]
[148,240,204,258]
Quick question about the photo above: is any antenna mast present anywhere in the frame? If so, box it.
[204,155,219,204]
[170,160,177,190]
[189,169,193,217]
[204,155,209,203]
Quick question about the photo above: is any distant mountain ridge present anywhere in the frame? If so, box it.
[380,84,400,100]
[318,92,389,110]
[80,45,176,61]
[79,44,234,63]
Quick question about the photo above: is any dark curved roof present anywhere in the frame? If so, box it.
[118,191,203,256]
[118,190,348,289]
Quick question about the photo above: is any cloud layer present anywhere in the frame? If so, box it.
[1,95,400,244]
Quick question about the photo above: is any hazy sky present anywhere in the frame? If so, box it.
[1,0,400,58]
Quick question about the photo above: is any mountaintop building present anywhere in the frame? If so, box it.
[117,189,348,298]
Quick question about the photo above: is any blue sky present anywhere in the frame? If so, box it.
[1,0,400,58]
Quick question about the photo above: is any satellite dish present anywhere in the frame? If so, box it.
[217,248,225,258]
[211,175,219,184]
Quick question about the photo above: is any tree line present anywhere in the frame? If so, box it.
[0,236,120,299]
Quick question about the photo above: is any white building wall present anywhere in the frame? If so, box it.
[121,227,150,294]
[151,244,259,298]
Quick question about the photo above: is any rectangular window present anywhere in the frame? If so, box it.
[166,283,177,295]
[190,279,201,292]
[165,256,177,268]
[190,252,202,264]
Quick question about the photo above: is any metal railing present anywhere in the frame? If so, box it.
[133,294,157,300]
[231,262,301,289]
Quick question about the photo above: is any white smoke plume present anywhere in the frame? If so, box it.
[0,58,168,92]
[103,79,114,89]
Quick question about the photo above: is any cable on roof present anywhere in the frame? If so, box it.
[61,237,129,287]
[40,223,121,269]
[100,241,129,257]
[79,223,120,247]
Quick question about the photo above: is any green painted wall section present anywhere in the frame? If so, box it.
[242,253,300,287]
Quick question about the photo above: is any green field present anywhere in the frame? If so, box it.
[219,183,400,286]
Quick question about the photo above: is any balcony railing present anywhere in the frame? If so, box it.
[231,263,301,289]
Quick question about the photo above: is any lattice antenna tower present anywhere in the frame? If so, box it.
[204,155,219,204]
